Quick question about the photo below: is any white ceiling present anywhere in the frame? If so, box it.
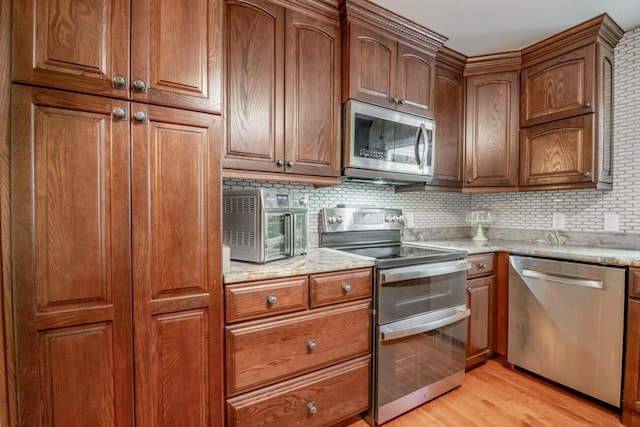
[369,0,640,56]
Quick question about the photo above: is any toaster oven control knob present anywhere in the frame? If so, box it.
[306,339,317,351]
[266,294,277,305]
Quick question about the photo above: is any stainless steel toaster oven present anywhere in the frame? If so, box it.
[223,189,309,263]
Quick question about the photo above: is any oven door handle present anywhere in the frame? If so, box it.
[379,259,469,284]
[379,307,470,342]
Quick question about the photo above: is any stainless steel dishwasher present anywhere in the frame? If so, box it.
[508,255,626,408]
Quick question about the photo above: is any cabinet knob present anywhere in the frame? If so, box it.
[341,283,352,293]
[467,287,471,293]
[112,74,127,89]
[466,178,472,184]
[112,107,127,121]
[584,101,592,108]
[390,97,399,104]
[266,294,277,305]
[397,99,406,105]
[133,111,147,123]
[286,160,295,168]
[477,263,486,270]
[583,171,592,177]
[306,402,317,415]
[306,339,316,350]
[132,79,148,93]
[276,159,284,167]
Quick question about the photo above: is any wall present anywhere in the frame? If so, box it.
[224,26,640,241]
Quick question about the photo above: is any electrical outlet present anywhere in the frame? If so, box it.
[604,213,619,232]
[405,212,415,228]
[552,213,565,230]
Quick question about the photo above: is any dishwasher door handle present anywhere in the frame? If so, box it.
[522,268,603,289]
[379,307,470,342]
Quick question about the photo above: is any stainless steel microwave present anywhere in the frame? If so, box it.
[343,99,436,184]
[223,189,309,263]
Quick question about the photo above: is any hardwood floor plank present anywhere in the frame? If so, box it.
[347,360,623,426]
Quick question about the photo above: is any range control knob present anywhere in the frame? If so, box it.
[384,215,392,222]
[298,196,308,206]
[397,215,405,223]
[336,216,343,224]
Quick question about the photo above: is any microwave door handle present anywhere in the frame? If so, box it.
[284,213,293,256]
[414,123,427,169]
[425,124,434,171]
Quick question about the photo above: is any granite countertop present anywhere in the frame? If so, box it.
[407,238,640,268]
[224,247,376,284]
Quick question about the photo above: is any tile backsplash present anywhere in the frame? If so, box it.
[223,26,640,243]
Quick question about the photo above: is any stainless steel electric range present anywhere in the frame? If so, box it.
[320,206,469,425]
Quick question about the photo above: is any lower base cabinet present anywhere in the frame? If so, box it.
[466,254,495,369]
[227,356,370,426]
[224,268,373,426]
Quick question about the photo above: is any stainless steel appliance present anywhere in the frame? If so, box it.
[342,99,436,184]
[223,189,309,263]
[320,206,468,425]
[508,255,625,407]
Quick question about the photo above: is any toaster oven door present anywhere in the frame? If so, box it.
[263,211,308,262]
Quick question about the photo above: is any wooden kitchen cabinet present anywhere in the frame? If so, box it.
[10,85,224,427]
[519,14,622,191]
[432,48,465,188]
[341,0,446,118]
[224,268,373,426]
[623,268,640,425]
[12,0,221,112]
[464,70,519,189]
[466,253,495,369]
[223,0,341,180]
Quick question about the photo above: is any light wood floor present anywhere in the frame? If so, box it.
[347,359,623,426]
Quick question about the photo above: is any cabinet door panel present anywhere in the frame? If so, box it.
[285,10,341,177]
[521,45,595,126]
[433,67,463,186]
[11,86,133,427]
[624,298,640,415]
[223,0,284,173]
[12,0,130,98]
[347,24,396,107]
[466,275,493,369]
[396,43,435,117]
[519,114,594,187]
[131,0,221,112]
[465,72,519,187]
[132,104,222,427]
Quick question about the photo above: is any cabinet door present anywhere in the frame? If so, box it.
[346,24,397,108]
[223,0,285,173]
[432,65,463,187]
[131,0,221,112]
[12,0,130,98]
[131,104,223,427]
[11,86,133,426]
[521,45,595,127]
[396,42,435,117]
[466,275,494,369]
[284,9,341,177]
[624,298,640,421]
[465,72,519,188]
[519,114,594,188]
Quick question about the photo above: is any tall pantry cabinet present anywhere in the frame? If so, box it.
[7,0,224,426]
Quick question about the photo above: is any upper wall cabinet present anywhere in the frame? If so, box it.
[519,14,623,191]
[341,0,447,118]
[464,55,521,190]
[222,0,341,183]
[12,0,221,113]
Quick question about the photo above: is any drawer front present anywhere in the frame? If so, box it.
[467,254,494,278]
[226,356,371,427]
[226,300,371,396]
[310,268,372,308]
[225,276,308,323]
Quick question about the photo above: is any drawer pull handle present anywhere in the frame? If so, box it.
[266,294,277,305]
[477,263,486,269]
[306,339,316,350]
[306,402,317,415]
[341,283,352,293]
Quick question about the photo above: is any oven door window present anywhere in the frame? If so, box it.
[376,308,467,412]
[378,270,466,324]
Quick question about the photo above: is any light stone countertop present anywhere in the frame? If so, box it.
[223,247,376,284]
[406,238,640,268]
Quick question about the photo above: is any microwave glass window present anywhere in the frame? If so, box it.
[354,114,422,166]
